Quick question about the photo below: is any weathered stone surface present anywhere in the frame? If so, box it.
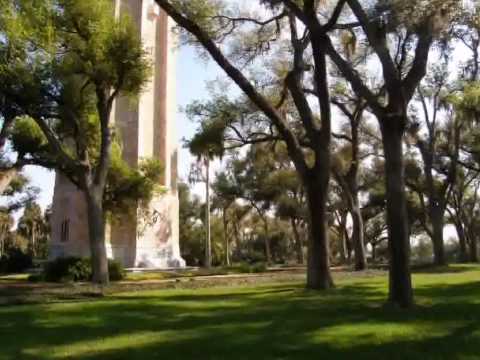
[50,0,184,268]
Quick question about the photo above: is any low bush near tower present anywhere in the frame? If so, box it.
[36,257,125,283]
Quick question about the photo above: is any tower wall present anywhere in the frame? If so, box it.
[49,0,184,268]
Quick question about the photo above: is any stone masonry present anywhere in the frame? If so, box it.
[49,0,185,268]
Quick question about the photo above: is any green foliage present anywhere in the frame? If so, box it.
[1,0,152,202]
[105,144,164,218]
[236,262,268,273]
[0,247,33,274]
[16,201,50,259]
[170,0,227,40]
[43,257,92,282]
[451,82,480,120]
[43,257,125,282]
[178,182,204,266]
[57,0,150,95]
[11,117,48,158]
[186,97,239,159]
[108,259,126,281]
[2,173,28,197]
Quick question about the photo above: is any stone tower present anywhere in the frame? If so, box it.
[49,0,185,268]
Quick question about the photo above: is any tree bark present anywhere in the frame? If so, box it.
[305,171,334,290]
[455,221,468,262]
[262,216,272,265]
[31,221,36,258]
[291,218,304,265]
[468,232,478,263]
[430,204,446,266]
[233,220,241,257]
[0,229,4,257]
[351,200,367,270]
[85,188,109,285]
[205,157,212,268]
[223,207,230,266]
[337,210,348,263]
[380,119,413,308]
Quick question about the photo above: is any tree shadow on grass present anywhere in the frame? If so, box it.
[1,280,480,360]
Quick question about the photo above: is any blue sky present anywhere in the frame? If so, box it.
[23,45,221,212]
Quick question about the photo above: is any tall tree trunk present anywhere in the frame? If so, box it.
[305,172,334,290]
[455,221,468,262]
[223,207,230,266]
[0,229,4,257]
[371,243,377,263]
[468,230,478,263]
[31,222,36,258]
[233,220,241,257]
[339,210,349,264]
[342,177,367,270]
[291,218,304,265]
[430,205,446,266]
[380,119,413,308]
[205,157,211,268]
[351,200,367,270]
[262,216,272,265]
[85,188,109,285]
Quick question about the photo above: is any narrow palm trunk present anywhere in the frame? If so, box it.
[380,121,413,308]
[85,189,109,285]
[223,207,230,266]
[305,173,334,290]
[205,157,211,268]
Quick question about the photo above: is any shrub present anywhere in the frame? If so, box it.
[0,248,33,274]
[44,257,92,282]
[250,262,267,273]
[237,262,252,274]
[236,262,267,274]
[27,273,44,282]
[108,259,125,281]
[42,257,125,282]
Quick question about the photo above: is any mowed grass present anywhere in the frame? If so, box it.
[1,265,480,360]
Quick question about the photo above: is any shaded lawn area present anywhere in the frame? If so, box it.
[1,265,479,360]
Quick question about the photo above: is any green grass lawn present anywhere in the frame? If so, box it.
[1,265,479,360]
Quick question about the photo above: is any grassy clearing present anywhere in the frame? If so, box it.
[0,265,479,360]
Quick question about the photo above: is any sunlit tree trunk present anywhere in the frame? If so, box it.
[205,157,212,268]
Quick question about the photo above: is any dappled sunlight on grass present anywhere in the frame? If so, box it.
[308,320,461,348]
[1,266,480,359]
[22,331,183,359]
